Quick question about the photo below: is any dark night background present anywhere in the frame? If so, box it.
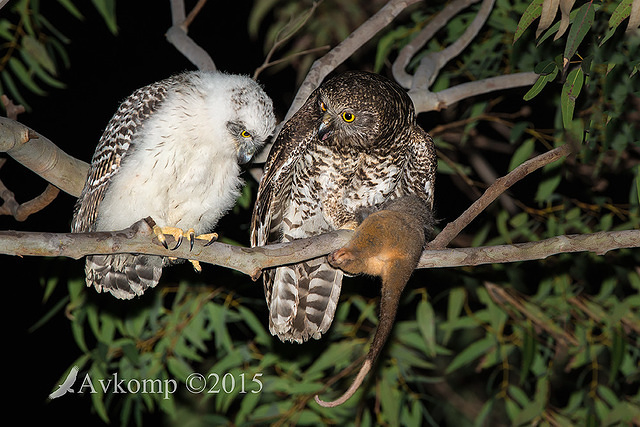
[2,1,298,424]
[5,1,624,425]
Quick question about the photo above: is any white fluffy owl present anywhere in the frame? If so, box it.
[72,70,276,299]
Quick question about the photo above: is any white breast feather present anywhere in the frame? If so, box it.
[96,84,241,234]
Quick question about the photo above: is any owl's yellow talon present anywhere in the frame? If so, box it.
[190,260,202,272]
[198,232,218,247]
[154,226,186,250]
[153,227,216,271]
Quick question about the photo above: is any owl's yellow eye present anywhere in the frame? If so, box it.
[241,130,252,138]
[342,112,355,122]
[320,102,327,112]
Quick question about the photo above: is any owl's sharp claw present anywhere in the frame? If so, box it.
[169,233,182,250]
[153,225,170,249]
[198,232,218,247]
[154,226,185,250]
[188,229,196,251]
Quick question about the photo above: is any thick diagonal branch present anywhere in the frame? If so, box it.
[0,117,88,197]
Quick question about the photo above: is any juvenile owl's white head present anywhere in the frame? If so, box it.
[186,71,276,164]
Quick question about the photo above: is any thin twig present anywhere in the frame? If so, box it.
[183,0,208,29]
[0,158,60,221]
[427,144,574,249]
[253,1,323,80]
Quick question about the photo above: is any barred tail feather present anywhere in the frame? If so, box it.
[85,254,163,299]
[268,258,343,343]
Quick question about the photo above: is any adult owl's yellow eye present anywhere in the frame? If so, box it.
[241,130,252,138]
[342,112,355,122]
[320,102,327,112]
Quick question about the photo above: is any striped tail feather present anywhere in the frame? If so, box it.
[267,258,343,343]
[85,254,164,299]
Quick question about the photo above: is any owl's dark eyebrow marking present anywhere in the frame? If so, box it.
[226,120,246,134]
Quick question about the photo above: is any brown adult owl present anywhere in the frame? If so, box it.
[250,71,436,343]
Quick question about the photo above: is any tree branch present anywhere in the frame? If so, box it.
[166,0,216,71]
[285,0,421,122]
[412,0,496,91]
[0,117,88,197]
[409,72,539,113]
[392,0,481,88]
[427,144,574,249]
[0,218,354,279]
[0,158,60,221]
[1,219,637,278]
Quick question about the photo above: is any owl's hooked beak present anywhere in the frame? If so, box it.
[317,114,333,141]
[237,144,256,164]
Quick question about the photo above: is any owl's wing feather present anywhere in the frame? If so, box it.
[252,92,347,343]
[399,125,437,209]
[71,80,174,232]
[250,94,321,247]
[71,78,178,299]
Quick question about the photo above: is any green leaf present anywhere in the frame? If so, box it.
[296,409,325,425]
[380,366,402,426]
[601,0,634,46]
[445,336,495,374]
[19,51,66,89]
[0,19,13,41]
[508,138,535,171]
[88,364,110,423]
[444,287,466,344]
[56,0,84,20]
[416,299,436,357]
[7,57,46,96]
[237,305,271,346]
[206,303,234,353]
[561,67,584,129]
[306,340,360,377]
[609,329,626,383]
[520,328,536,384]
[167,356,193,382]
[564,2,595,61]
[524,66,558,100]
[534,59,557,75]
[91,0,118,35]
[22,34,57,74]
[248,0,282,37]
[514,0,545,43]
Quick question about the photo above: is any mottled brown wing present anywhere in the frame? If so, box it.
[398,125,437,210]
[250,93,321,247]
[251,91,347,343]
